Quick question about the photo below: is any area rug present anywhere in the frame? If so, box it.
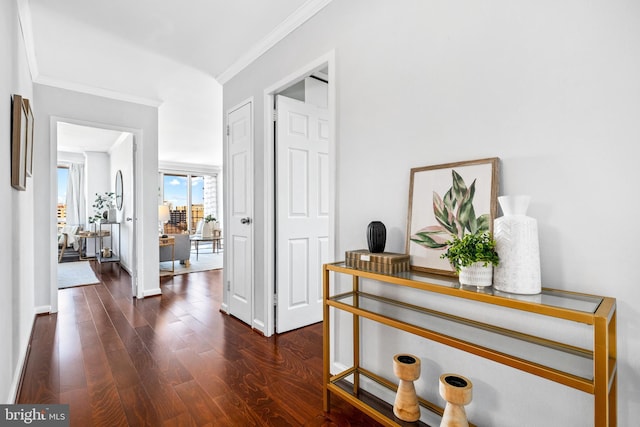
[160,249,223,277]
[58,261,101,289]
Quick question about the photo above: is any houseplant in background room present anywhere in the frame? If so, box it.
[202,214,217,238]
[440,231,499,287]
[91,192,116,223]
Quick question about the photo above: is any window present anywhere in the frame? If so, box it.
[57,167,68,227]
[161,172,217,234]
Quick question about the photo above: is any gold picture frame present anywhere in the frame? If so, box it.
[406,157,499,275]
[11,94,27,191]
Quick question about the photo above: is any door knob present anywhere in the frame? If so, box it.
[240,217,251,224]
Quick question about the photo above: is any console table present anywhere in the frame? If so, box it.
[322,262,617,426]
[97,222,120,273]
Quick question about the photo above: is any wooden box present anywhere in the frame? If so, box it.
[345,250,410,274]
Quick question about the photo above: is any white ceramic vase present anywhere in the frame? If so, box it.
[107,208,117,223]
[202,221,214,238]
[458,262,493,287]
[493,195,541,294]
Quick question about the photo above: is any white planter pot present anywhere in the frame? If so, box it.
[202,222,214,238]
[458,262,493,287]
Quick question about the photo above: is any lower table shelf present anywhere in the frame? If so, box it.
[96,254,120,264]
[329,367,477,427]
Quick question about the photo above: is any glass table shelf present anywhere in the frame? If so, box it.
[328,262,603,321]
[330,291,593,381]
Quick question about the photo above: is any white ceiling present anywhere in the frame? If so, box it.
[24,0,330,165]
[57,122,128,154]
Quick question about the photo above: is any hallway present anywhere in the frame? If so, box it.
[17,265,379,426]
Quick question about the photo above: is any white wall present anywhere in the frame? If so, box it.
[223,1,640,425]
[110,134,134,271]
[84,151,110,255]
[33,84,161,308]
[0,0,35,403]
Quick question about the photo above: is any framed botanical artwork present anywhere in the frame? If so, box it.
[406,157,499,275]
[23,98,34,177]
[11,94,27,191]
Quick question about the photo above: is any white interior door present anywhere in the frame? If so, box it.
[276,95,329,333]
[123,138,135,295]
[227,101,253,325]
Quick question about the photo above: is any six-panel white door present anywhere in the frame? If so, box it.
[276,95,329,333]
[227,101,253,325]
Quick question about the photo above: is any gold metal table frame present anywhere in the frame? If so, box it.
[322,262,617,427]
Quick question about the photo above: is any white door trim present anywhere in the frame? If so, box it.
[263,50,336,337]
[222,97,255,321]
[49,116,143,311]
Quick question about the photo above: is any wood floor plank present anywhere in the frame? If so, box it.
[117,384,161,427]
[18,264,382,427]
[57,320,87,393]
[161,411,198,427]
[59,388,92,427]
[77,309,129,427]
[173,380,230,426]
[137,362,188,420]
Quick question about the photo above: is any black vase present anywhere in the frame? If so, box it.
[367,221,386,253]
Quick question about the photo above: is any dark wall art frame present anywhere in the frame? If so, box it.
[406,157,499,276]
[24,98,34,177]
[11,94,27,191]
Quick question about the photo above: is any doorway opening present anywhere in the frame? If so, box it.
[51,118,140,309]
[263,52,336,336]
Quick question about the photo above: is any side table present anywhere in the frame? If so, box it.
[75,230,111,260]
[159,236,175,274]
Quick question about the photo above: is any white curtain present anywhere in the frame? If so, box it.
[65,164,86,249]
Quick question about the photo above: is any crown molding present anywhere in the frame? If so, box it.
[35,75,163,107]
[17,0,39,81]
[216,0,333,84]
[18,0,162,107]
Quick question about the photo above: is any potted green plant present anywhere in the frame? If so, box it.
[440,231,499,287]
[91,192,115,224]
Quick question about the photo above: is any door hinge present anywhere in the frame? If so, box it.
[273,109,277,122]
[226,125,230,136]
[273,293,277,307]
[227,280,231,291]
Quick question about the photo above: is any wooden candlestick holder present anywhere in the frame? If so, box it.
[392,353,421,422]
[439,373,473,427]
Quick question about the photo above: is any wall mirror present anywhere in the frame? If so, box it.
[115,170,123,210]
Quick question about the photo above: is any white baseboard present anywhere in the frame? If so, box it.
[252,319,266,335]
[8,309,37,403]
[8,348,28,404]
[34,305,51,315]
[142,288,162,298]
[220,302,229,314]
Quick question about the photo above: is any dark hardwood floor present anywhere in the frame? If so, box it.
[18,264,381,426]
